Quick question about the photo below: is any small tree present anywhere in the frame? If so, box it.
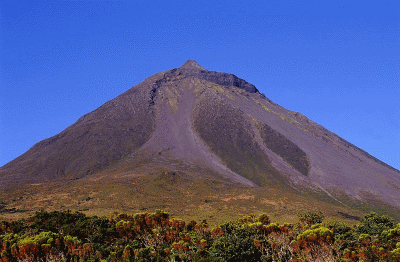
[297,211,324,226]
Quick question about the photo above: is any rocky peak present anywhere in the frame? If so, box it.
[180,60,206,70]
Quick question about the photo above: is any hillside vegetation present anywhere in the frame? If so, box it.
[1,210,400,261]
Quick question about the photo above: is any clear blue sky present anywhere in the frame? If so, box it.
[1,1,399,171]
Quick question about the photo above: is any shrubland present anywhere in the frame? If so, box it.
[0,209,399,261]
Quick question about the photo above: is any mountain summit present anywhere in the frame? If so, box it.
[1,61,399,219]
[180,60,206,70]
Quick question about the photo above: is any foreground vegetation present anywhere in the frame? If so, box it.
[1,210,399,261]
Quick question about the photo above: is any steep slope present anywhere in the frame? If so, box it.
[0,72,161,187]
[1,60,399,217]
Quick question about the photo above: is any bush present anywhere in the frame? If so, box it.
[356,212,394,237]
[297,211,324,226]
[209,222,263,261]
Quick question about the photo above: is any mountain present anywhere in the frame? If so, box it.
[1,60,399,222]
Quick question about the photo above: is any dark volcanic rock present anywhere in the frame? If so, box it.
[164,59,260,93]
[255,120,310,176]
[180,69,259,93]
[193,90,281,186]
